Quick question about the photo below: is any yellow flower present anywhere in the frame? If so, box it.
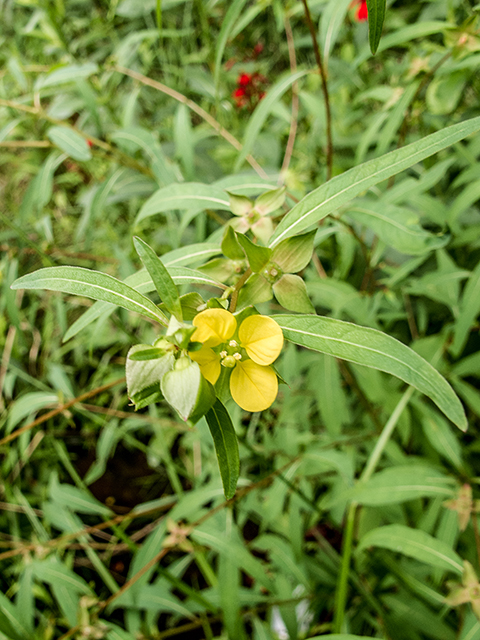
[189,309,283,412]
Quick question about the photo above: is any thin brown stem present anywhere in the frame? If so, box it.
[280,14,300,180]
[403,292,419,340]
[0,99,152,177]
[301,0,333,180]
[0,140,51,148]
[114,66,270,180]
[0,377,126,447]
[473,515,480,570]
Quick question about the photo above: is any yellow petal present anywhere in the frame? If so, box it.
[192,309,236,347]
[230,360,278,412]
[238,315,283,365]
[189,346,221,385]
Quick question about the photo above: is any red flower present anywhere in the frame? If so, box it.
[232,87,247,107]
[356,0,368,21]
[238,73,252,87]
[232,72,268,109]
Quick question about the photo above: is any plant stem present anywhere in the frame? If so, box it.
[333,385,414,632]
[280,14,299,180]
[229,267,252,313]
[301,0,333,180]
[333,500,357,633]
[360,386,414,483]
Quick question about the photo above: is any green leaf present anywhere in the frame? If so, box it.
[214,0,249,96]
[6,391,59,434]
[35,62,98,89]
[271,230,316,273]
[221,225,245,260]
[205,400,240,499]
[234,70,309,172]
[49,474,113,517]
[237,273,273,309]
[273,274,316,314]
[136,183,230,224]
[11,266,168,326]
[451,259,480,357]
[31,558,93,594]
[357,524,463,574]
[322,465,454,508]
[269,115,480,247]
[47,126,92,161]
[354,21,455,67]
[235,232,272,272]
[366,0,386,54]
[304,636,377,640]
[254,186,286,215]
[0,590,34,640]
[161,357,215,422]
[62,264,225,342]
[320,0,351,65]
[133,236,182,320]
[273,314,467,430]
[419,404,463,472]
[126,345,174,400]
[346,201,449,255]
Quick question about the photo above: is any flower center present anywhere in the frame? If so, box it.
[221,353,242,368]
[262,261,283,284]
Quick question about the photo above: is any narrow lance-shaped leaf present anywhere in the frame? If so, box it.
[47,126,92,162]
[357,524,463,574]
[11,266,168,326]
[205,400,240,499]
[366,0,386,55]
[273,314,467,431]
[269,115,480,247]
[136,183,230,225]
[214,0,249,95]
[133,236,182,320]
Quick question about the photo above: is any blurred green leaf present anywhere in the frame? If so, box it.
[270,116,480,247]
[357,524,463,574]
[47,126,92,161]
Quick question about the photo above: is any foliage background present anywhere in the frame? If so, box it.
[1,0,480,638]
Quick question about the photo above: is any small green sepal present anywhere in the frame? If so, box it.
[254,187,286,216]
[237,273,273,309]
[271,230,316,273]
[161,357,215,422]
[228,192,253,216]
[126,344,175,408]
[273,274,316,314]
[235,233,272,272]
[221,225,246,260]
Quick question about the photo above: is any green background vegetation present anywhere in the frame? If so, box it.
[1,0,480,638]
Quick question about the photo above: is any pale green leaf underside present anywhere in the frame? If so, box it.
[357,524,463,574]
[269,115,480,247]
[11,266,168,326]
[274,314,467,430]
